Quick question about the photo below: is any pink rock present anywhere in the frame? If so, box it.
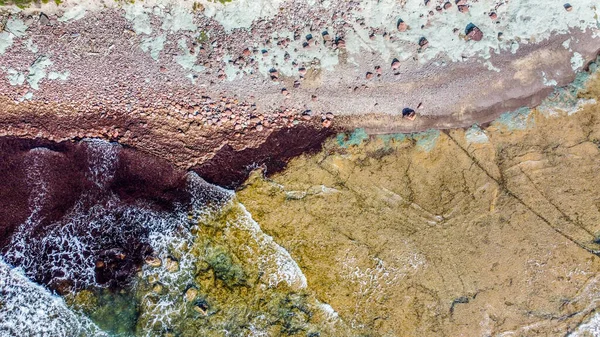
[466,26,483,41]
[397,21,408,32]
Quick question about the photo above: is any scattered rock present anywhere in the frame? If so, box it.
[322,119,332,128]
[375,66,382,75]
[281,88,289,96]
[325,112,334,119]
[336,39,346,48]
[255,124,264,132]
[458,5,469,13]
[564,3,573,11]
[443,2,452,10]
[391,58,401,69]
[419,37,429,48]
[366,72,374,80]
[489,12,497,20]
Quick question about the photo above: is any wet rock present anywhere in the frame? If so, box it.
[165,257,179,273]
[145,256,162,267]
[184,287,198,302]
[193,301,209,316]
[152,283,163,294]
[465,24,483,41]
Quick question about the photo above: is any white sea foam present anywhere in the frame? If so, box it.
[0,258,109,337]
[230,204,308,289]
